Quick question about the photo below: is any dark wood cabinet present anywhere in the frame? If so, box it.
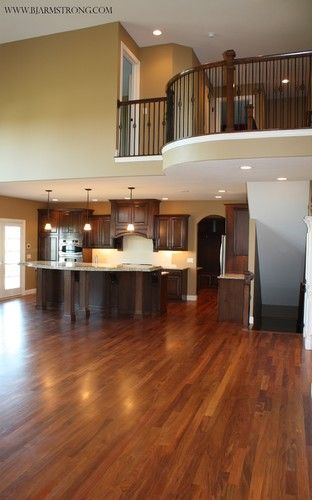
[59,210,92,237]
[38,210,59,260]
[218,272,253,326]
[84,215,114,248]
[154,215,189,250]
[110,199,160,239]
[38,235,58,261]
[38,209,59,234]
[163,269,188,300]
[225,204,249,273]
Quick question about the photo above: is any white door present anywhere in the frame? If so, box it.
[0,220,25,299]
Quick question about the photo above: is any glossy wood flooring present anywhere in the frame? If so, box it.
[0,290,311,499]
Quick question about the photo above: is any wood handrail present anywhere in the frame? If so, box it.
[118,96,167,107]
[165,50,312,93]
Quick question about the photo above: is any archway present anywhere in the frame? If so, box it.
[197,215,225,291]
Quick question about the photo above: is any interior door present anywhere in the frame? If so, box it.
[0,220,25,299]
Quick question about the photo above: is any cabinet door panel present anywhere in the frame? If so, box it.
[88,216,112,248]
[156,217,171,249]
[171,217,188,250]
[133,202,149,225]
[38,235,58,261]
[167,273,182,300]
[116,205,132,224]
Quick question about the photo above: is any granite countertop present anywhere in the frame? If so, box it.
[23,261,162,272]
[218,273,245,280]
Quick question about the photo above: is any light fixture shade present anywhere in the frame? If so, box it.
[127,223,135,232]
[44,222,52,231]
[84,222,92,231]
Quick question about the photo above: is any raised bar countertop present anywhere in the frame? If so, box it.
[23,261,162,272]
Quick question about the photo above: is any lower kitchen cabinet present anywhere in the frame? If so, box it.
[163,269,188,301]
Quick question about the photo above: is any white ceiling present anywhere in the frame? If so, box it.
[1,156,311,202]
[0,0,311,61]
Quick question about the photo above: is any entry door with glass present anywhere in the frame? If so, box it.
[0,220,25,299]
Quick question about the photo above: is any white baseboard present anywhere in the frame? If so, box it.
[184,295,197,301]
[304,336,312,350]
[23,288,36,295]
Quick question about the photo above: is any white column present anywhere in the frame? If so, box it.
[303,216,312,350]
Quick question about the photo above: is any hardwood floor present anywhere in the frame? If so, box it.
[0,290,311,499]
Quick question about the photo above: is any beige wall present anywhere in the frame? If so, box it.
[0,196,44,290]
[0,23,121,182]
[140,43,200,98]
[140,44,173,98]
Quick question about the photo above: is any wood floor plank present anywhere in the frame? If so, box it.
[0,291,311,499]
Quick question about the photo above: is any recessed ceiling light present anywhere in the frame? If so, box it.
[282,79,289,84]
[218,189,226,193]
[162,197,169,200]
[240,165,252,170]
[52,198,58,202]
[208,32,215,38]
[215,195,222,199]
[92,198,98,202]
[153,29,162,36]
[277,177,287,181]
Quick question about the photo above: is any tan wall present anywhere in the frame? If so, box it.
[0,23,120,182]
[140,44,173,98]
[140,43,199,98]
[172,45,199,75]
[0,196,45,290]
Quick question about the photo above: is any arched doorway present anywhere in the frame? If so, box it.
[197,215,225,291]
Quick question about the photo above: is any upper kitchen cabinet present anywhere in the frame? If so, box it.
[38,209,59,234]
[84,215,115,248]
[154,215,189,251]
[59,209,93,237]
[110,199,160,239]
[225,204,249,273]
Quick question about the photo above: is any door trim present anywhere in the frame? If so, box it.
[120,41,140,101]
[0,218,26,298]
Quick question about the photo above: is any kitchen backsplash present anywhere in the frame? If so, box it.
[92,235,195,269]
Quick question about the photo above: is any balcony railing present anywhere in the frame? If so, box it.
[116,50,312,157]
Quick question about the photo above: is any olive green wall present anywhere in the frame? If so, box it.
[0,196,45,291]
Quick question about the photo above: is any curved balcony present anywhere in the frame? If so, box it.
[116,49,312,158]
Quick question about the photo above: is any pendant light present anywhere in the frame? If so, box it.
[44,189,52,231]
[127,186,135,232]
[83,188,92,231]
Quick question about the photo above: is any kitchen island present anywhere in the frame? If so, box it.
[24,261,167,322]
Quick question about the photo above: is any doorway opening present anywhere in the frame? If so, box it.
[119,43,140,156]
[0,219,25,300]
[197,215,225,292]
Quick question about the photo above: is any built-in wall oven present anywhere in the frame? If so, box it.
[58,239,83,263]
